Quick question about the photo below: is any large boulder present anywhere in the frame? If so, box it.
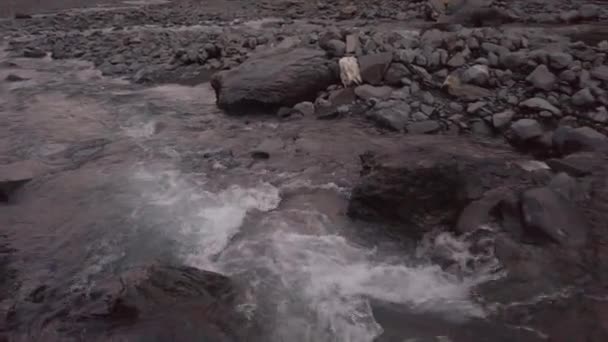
[347,136,535,237]
[211,48,338,114]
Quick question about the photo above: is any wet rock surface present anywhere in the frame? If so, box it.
[2,0,608,341]
[7,265,257,341]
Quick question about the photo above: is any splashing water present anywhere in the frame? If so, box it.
[131,166,501,341]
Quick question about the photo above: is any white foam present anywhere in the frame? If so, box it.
[133,169,280,270]
[133,168,498,341]
[220,225,496,341]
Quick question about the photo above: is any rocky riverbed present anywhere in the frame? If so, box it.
[1,0,608,341]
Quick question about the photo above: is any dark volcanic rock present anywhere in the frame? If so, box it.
[521,187,589,247]
[369,102,411,131]
[519,97,562,116]
[407,120,441,134]
[546,152,607,177]
[571,88,596,106]
[553,126,608,155]
[5,74,27,82]
[211,48,337,114]
[510,119,543,142]
[354,85,392,100]
[11,265,256,341]
[324,39,346,57]
[347,137,534,237]
[526,65,557,91]
[456,186,512,234]
[23,48,46,58]
[384,62,411,86]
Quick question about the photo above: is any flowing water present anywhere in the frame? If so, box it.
[0,39,537,341]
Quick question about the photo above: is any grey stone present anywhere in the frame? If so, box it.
[549,172,587,202]
[434,68,449,79]
[500,51,527,70]
[571,88,596,106]
[390,87,410,100]
[428,51,441,68]
[481,42,509,56]
[422,91,435,105]
[462,64,490,85]
[553,126,608,155]
[23,48,46,58]
[526,65,557,91]
[359,52,393,85]
[492,110,515,129]
[560,10,581,23]
[548,52,573,70]
[5,74,27,82]
[421,104,435,116]
[407,120,441,134]
[510,119,543,141]
[370,103,412,131]
[520,97,562,116]
[355,85,393,100]
[467,101,486,115]
[211,48,337,114]
[412,112,429,121]
[414,53,428,66]
[591,65,608,81]
[488,52,499,66]
[328,87,356,107]
[345,34,359,54]
[467,37,479,50]
[325,39,346,57]
[546,152,605,177]
[438,49,449,66]
[449,102,464,112]
[559,69,577,83]
[384,63,411,86]
[507,95,519,105]
[539,111,553,118]
[579,4,600,20]
[420,29,444,48]
[396,49,416,64]
[471,119,493,136]
[293,101,315,116]
[447,52,466,68]
[521,187,589,247]
[589,107,608,123]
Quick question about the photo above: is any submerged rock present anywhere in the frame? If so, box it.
[211,48,337,114]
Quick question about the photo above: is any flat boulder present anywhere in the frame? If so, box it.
[347,136,534,237]
[211,48,337,114]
